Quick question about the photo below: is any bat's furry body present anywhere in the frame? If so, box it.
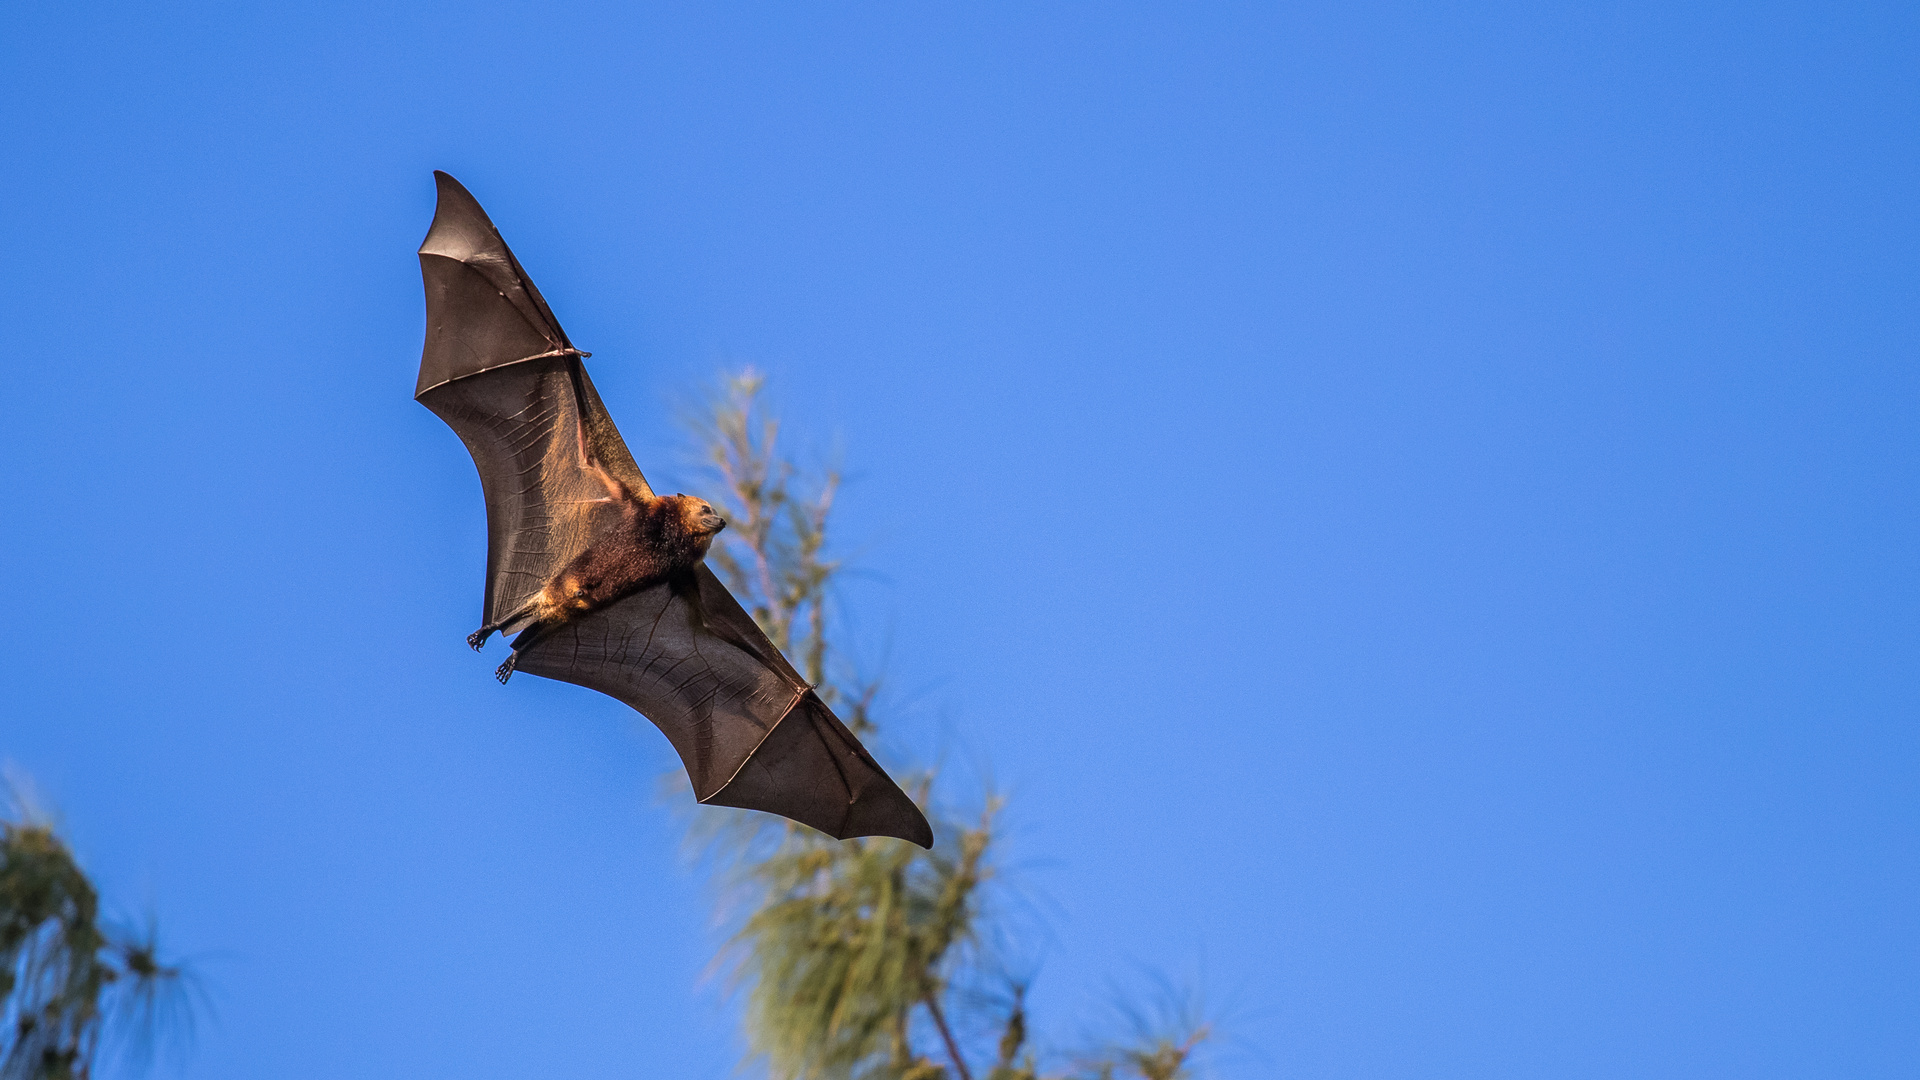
[415,171,932,847]
[470,490,728,682]
[539,493,726,619]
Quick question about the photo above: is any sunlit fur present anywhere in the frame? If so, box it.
[530,493,725,623]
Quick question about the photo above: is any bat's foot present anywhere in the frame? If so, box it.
[494,655,517,683]
[467,627,493,651]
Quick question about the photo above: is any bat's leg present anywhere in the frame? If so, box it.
[469,599,541,650]
[495,622,558,684]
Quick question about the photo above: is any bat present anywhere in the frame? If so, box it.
[415,171,933,848]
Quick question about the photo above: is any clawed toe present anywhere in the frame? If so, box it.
[467,629,491,651]
[494,656,516,683]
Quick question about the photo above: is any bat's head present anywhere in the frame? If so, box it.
[670,494,728,538]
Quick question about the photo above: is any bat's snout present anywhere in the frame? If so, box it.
[702,514,727,535]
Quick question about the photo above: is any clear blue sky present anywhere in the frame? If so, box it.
[3,1,1915,1077]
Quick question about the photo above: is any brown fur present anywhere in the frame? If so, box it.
[530,493,725,623]
[472,485,728,680]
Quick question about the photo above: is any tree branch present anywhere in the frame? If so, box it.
[923,992,974,1080]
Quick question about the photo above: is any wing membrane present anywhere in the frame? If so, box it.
[418,357,622,625]
[519,567,933,846]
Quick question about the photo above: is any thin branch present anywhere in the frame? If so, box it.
[923,993,974,1080]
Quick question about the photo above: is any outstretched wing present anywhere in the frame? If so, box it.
[415,171,933,848]
[416,171,650,626]
[519,567,934,847]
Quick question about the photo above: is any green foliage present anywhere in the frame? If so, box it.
[1069,1028,1211,1080]
[687,373,983,1079]
[0,784,192,1080]
[731,819,992,1080]
[695,369,840,695]
[686,373,1215,1080]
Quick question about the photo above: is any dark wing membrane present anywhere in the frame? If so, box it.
[518,566,935,847]
[416,171,652,624]
[416,170,573,395]
[418,356,623,628]
[416,171,651,492]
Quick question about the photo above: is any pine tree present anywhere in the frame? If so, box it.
[0,783,194,1080]
[685,374,1213,1080]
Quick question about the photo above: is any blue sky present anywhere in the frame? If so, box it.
[3,1,1916,1077]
